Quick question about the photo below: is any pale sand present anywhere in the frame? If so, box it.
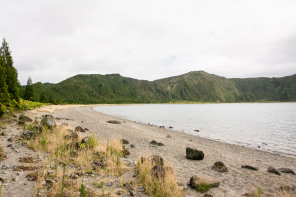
[50,105,296,197]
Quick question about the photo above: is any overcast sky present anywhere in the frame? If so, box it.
[1,0,296,85]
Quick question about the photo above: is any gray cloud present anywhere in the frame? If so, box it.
[1,0,296,84]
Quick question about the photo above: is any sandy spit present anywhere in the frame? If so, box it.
[46,105,295,196]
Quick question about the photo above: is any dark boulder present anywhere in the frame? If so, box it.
[75,126,85,132]
[107,120,121,124]
[186,147,204,160]
[278,168,295,175]
[189,175,220,189]
[267,166,280,176]
[212,161,228,172]
[121,139,129,145]
[150,140,165,146]
[21,130,34,140]
[19,114,32,122]
[241,165,258,171]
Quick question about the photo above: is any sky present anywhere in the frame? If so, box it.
[1,0,296,85]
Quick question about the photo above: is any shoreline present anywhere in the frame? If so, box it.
[47,104,296,197]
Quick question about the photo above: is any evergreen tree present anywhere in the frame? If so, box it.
[0,52,10,105]
[24,77,35,101]
[0,39,19,101]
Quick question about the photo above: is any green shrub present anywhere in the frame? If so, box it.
[0,104,6,116]
[79,183,87,197]
[195,182,212,193]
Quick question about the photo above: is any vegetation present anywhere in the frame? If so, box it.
[24,77,35,101]
[32,71,296,104]
[195,182,212,193]
[21,121,126,196]
[136,156,184,197]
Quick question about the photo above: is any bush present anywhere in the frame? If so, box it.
[0,104,6,116]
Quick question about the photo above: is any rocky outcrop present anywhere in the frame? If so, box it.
[186,147,204,160]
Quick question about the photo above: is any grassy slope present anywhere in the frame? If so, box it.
[32,71,296,104]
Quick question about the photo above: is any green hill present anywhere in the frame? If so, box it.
[32,71,296,104]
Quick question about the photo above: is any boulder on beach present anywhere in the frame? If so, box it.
[41,115,56,129]
[107,120,121,124]
[121,139,129,145]
[75,126,86,132]
[18,114,32,122]
[241,165,258,171]
[64,131,79,141]
[186,147,204,160]
[150,140,165,146]
[267,166,280,176]
[277,168,295,175]
[189,175,220,189]
[212,161,228,172]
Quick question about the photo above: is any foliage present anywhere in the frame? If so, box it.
[24,77,35,101]
[79,183,87,197]
[19,99,48,110]
[32,71,296,104]
[195,182,212,193]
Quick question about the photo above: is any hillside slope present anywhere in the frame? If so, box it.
[32,71,296,103]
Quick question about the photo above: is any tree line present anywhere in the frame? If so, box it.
[0,38,59,116]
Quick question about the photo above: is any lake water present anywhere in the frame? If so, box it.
[93,103,296,158]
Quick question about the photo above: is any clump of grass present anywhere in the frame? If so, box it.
[0,145,5,161]
[195,182,212,193]
[136,156,184,197]
[79,183,87,197]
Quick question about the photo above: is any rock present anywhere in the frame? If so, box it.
[107,120,121,124]
[75,126,85,132]
[189,175,220,189]
[19,157,34,163]
[7,144,13,147]
[26,172,37,181]
[81,136,91,144]
[1,165,9,170]
[130,144,136,148]
[121,139,129,145]
[21,130,35,140]
[151,165,166,179]
[169,126,173,129]
[141,155,164,166]
[41,115,56,129]
[212,161,228,172]
[159,126,165,128]
[19,114,32,122]
[17,120,25,125]
[203,194,213,197]
[64,131,79,141]
[267,166,280,176]
[194,129,199,132]
[186,147,204,160]
[67,141,80,150]
[278,168,295,175]
[122,146,130,156]
[150,140,165,146]
[241,165,258,171]
[280,185,296,192]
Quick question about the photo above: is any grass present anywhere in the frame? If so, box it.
[22,121,126,196]
[136,156,184,197]
[19,99,49,110]
[0,145,5,161]
[195,182,213,193]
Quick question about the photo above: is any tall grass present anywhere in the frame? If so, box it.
[136,156,184,197]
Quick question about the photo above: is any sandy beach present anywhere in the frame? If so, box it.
[34,104,294,197]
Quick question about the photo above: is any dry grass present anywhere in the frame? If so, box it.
[136,156,184,197]
[22,122,126,196]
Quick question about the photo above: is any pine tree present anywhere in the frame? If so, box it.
[0,52,10,105]
[39,92,47,103]
[24,77,35,101]
[0,39,19,101]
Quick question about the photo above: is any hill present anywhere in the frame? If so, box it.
[32,71,296,104]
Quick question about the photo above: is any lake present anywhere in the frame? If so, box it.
[93,103,296,158]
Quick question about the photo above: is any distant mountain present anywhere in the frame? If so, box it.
[32,71,296,104]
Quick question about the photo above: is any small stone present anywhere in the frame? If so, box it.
[130,144,135,148]
[189,175,220,189]
[7,144,13,147]
[121,139,129,145]
[241,165,258,171]
[212,161,228,172]
[278,168,295,175]
[267,166,280,176]
[75,126,85,132]
[204,194,213,197]
[107,120,121,124]
[194,130,199,132]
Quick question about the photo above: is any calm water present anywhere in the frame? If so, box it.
[93,103,296,157]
